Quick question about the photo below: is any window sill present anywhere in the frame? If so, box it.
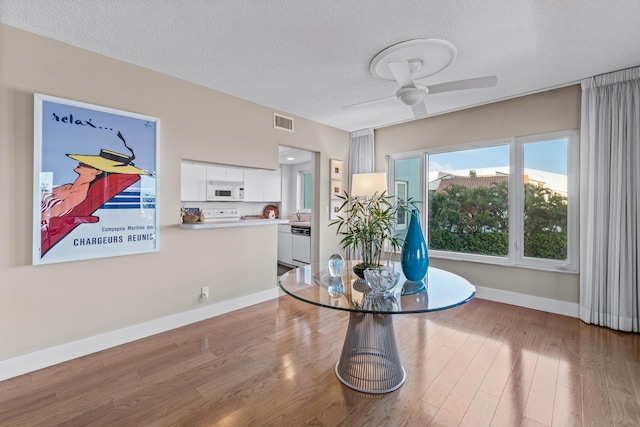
[428,251,578,274]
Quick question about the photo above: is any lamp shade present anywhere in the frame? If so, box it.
[351,173,387,197]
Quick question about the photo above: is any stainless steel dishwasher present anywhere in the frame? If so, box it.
[291,225,311,266]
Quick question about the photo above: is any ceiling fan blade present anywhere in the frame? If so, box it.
[388,61,416,88]
[411,101,428,118]
[426,76,498,95]
[342,94,396,110]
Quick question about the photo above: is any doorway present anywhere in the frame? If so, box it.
[277,146,317,277]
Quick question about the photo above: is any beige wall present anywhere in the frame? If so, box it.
[0,25,348,361]
[0,23,581,363]
[376,85,581,303]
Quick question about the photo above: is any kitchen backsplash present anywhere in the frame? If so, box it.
[181,200,313,221]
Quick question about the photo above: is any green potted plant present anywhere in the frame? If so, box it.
[330,191,409,278]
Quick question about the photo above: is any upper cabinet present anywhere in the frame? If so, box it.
[225,167,244,182]
[181,161,280,202]
[244,168,281,202]
[181,162,207,201]
[206,165,243,182]
[243,168,262,202]
[262,169,282,202]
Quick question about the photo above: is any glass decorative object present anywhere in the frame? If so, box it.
[327,277,344,298]
[364,267,400,294]
[401,209,429,281]
[328,253,344,277]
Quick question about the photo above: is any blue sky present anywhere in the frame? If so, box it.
[429,139,568,175]
[524,139,568,175]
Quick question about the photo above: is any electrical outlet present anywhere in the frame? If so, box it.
[200,286,209,302]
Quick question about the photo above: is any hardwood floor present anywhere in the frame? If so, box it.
[277,263,294,277]
[1,296,639,426]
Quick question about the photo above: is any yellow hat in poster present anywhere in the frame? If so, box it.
[67,149,150,175]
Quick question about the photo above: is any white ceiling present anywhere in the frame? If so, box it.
[1,1,639,132]
[278,147,312,165]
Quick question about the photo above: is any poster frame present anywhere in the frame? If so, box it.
[33,93,160,264]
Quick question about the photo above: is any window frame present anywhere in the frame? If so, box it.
[388,130,578,274]
[511,130,579,272]
[297,169,312,213]
[387,152,425,251]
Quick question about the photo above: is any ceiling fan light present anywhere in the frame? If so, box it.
[397,87,426,106]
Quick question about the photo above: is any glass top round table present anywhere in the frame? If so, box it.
[279,261,475,393]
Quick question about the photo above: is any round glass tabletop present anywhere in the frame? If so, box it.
[279,261,475,315]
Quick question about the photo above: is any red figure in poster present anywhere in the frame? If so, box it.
[40,132,150,256]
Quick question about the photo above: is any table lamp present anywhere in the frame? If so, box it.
[351,172,387,197]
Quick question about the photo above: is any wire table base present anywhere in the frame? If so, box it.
[279,263,476,394]
[335,311,406,393]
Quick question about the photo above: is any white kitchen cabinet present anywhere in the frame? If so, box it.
[181,162,207,201]
[180,161,272,202]
[243,169,263,202]
[206,165,244,182]
[206,165,225,181]
[225,167,244,182]
[262,168,282,202]
[278,225,293,265]
[244,168,281,202]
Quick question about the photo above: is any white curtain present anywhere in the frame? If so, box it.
[346,129,374,260]
[580,67,640,332]
[348,128,374,178]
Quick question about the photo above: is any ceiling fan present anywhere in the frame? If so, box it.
[344,39,498,118]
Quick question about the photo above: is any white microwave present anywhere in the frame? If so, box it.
[206,181,245,201]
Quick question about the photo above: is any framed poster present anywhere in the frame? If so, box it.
[330,159,343,180]
[331,179,343,199]
[33,94,160,264]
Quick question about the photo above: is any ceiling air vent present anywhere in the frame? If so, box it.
[274,113,294,132]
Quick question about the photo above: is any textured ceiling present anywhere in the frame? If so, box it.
[1,0,639,131]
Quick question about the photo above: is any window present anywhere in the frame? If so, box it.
[389,130,578,273]
[516,132,577,271]
[428,144,510,257]
[298,171,312,212]
[389,156,423,240]
[303,172,313,210]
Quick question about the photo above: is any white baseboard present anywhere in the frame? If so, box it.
[1,286,578,382]
[0,287,280,382]
[475,286,579,318]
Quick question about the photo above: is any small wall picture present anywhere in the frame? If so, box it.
[330,200,342,220]
[331,179,343,199]
[330,159,343,180]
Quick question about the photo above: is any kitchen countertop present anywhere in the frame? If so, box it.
[180,218,288,229]
[180,219,311,230]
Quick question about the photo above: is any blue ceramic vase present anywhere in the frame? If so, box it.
[401,209,429,281]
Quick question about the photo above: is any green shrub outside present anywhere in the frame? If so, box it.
[427,180,567,260]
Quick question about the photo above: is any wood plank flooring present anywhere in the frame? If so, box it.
[1,296,639,426]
